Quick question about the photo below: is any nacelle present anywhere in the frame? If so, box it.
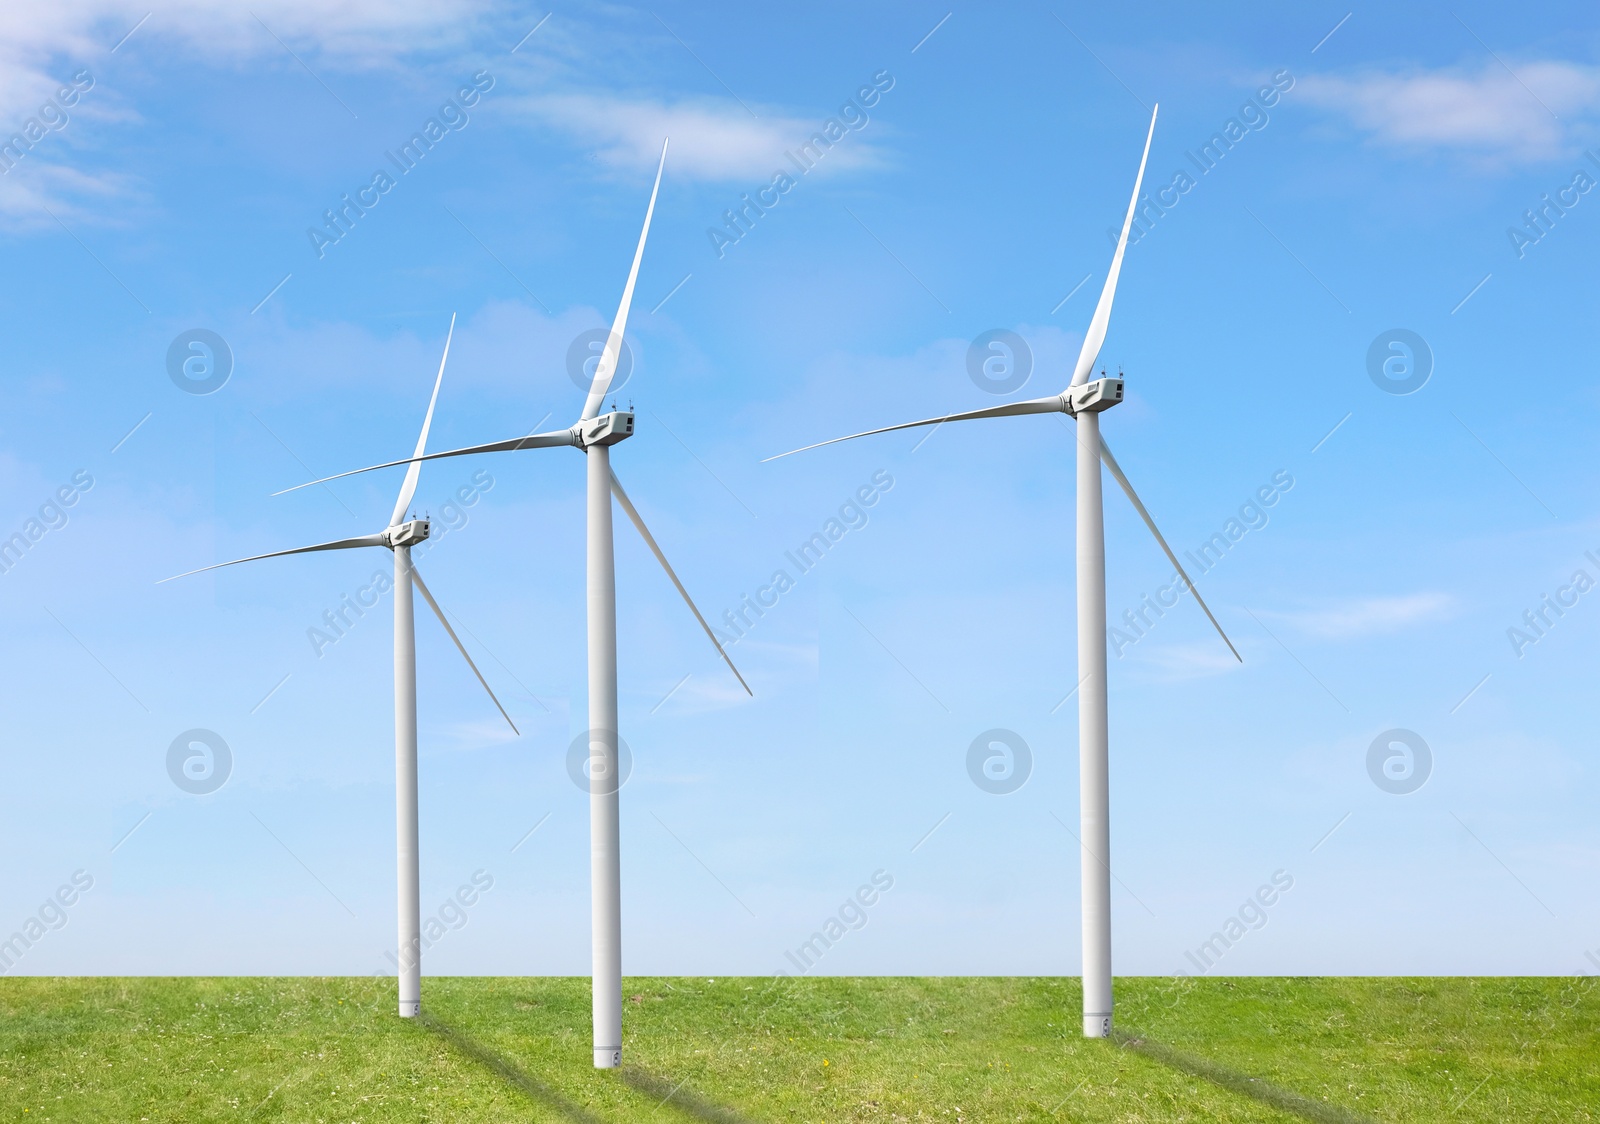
[579,411,635,447]
[385,519,431,547]
[1067,377,1124,415]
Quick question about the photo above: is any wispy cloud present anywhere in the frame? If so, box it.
[435,717,523,752]
[1299,60,1600,165]
[514,93,888,183]
[0,0,491,221]
[0,1,489,80]
[228,299,615,406]
[1265,593,1454,640]
[649,669,753,715]
[0,162,131,226]
[1134,639,1245,681]
[0,4,891,219]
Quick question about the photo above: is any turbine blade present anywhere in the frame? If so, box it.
[1069,105,1158,389]
[1098,435,1241,662]
[272,429,576,497]
[159,533,388,583]
[581,138,667,422]
[409,563,520,735]
[609,469,752,697]
[392,313,454,527]
[763,395,1064,462]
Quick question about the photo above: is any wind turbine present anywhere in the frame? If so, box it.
[767,106,1240,1038]
[163,315,518,1018]
[276,138,751,1068]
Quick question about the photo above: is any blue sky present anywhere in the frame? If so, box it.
[1,0,1598,981]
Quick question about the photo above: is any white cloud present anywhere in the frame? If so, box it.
[0,0,492,222]
[1299,60,1600,165]
[435,717,523,752]
[1267,593,1454,640]
[0,1,489,125]
[1133,639,1245,680]
[0,1,488,80]
[0,3,890,217]
[650,667,754,714]
[237,298,616,406]
[516,93,887,183]
[0,161,131,226]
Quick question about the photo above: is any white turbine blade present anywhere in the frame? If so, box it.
[409,563,520,735]
[159,533,388,583]
[1069,105,1158,389]
[272,429,576,497]
[392,313,454,527]
[609,469,752,697]
[580,138,668,422]
[1098,435,1241,663]
[763,394,1064,462]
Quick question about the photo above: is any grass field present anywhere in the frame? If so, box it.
[2,976,1596,1122]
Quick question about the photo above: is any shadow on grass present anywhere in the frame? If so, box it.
[619,1064,761,1123]
[1112,1028,1376,1124]
[417,1012,605,1123]
[418,1012,760,1123]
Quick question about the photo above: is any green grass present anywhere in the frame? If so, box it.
[2,976,1595,1121]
